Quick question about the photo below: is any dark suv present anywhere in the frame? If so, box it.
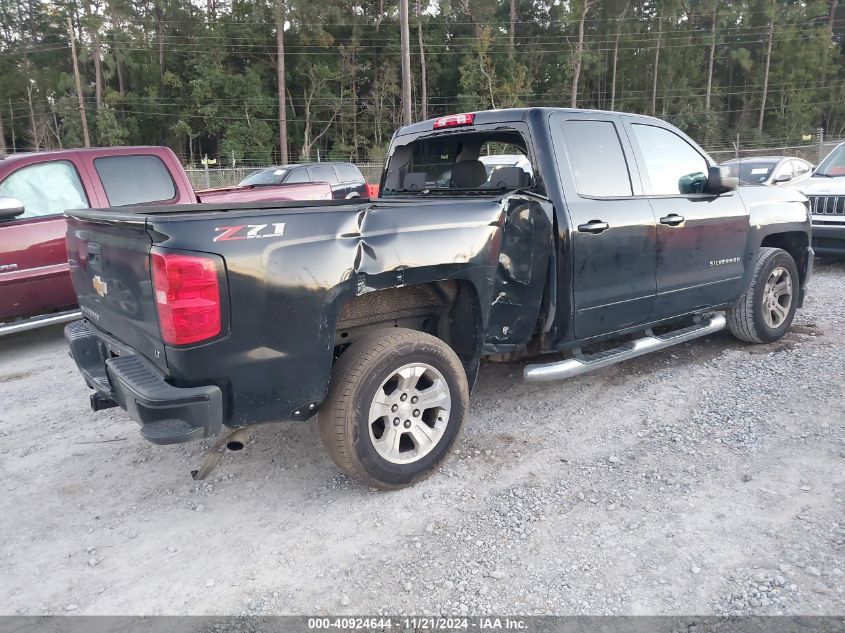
[239,162,368,199]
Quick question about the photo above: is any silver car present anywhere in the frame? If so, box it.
[721,156,814,187]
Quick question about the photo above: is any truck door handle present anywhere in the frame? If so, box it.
[577,220,610,234]
[659,214,685,226]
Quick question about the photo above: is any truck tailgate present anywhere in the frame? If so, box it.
[66,212,167,371]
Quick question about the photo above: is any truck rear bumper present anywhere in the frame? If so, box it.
[65,319,223,445]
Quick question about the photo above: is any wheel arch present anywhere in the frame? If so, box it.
[759,230,811,288]
[331,279,485,388]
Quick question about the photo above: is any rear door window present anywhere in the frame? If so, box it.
[307,165,339,185]
[94,155,176,206]
[335,164,362,183]
[561,120,632,197]
[285,168,311,183]
[0,160,89,218]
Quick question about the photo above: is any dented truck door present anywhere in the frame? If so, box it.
[486,195,553,349]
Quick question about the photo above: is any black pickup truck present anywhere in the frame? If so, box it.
[65,108,813,488]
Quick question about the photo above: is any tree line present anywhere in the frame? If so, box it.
[0,0,842,166]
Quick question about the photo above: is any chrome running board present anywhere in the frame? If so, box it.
[523,313,726,383]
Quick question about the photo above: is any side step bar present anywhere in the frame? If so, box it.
[523,313,727,383]
[0,309,82,337]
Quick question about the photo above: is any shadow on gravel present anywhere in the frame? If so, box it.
[0,322,67,354]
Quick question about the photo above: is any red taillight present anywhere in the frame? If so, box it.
[151,252,221,346]
[433,113,475,129]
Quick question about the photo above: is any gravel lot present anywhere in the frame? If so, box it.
[1,261,844,617]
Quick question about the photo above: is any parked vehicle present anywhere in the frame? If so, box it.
[788,141,845,257]
[238,163,369,199]
[64,108,812,489]
[0,147,331,336]
[721,156,814,187]
[479,153,534,182]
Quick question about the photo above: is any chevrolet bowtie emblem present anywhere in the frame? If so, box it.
[92,275,108,297]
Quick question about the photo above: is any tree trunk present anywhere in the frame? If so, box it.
[303,97,311,160]
[83,2,103,111]
[91,28,103,110]
[26,80,38,151]
[155,1,164,77]
[0,110,6,155]
[399,0,413,125]
[651,16,662,116]
[416,0,427,120]
[570,0,589,108]
[705,6,717,112]
[8,100,16,152]
[509,0,516,59]
[610,1,628,111]
[275,0,288,164]
[115,44,126,97]
[757,0,775,134]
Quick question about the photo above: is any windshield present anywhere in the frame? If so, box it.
[722,160,777,185]
[239,167,289,186]
[815,144,845,176]
[382,130,535,196]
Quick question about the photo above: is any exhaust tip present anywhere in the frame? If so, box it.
[225,429,249,452]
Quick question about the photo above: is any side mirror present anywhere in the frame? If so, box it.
[773,174,793,184]
[706,165,738,194]
[0,197,25,220]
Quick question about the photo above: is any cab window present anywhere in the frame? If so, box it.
[382,129,537,195]
[94,155,176,206]
[0,160,89,218]
[561,120,632,197]
[631,124,709,195]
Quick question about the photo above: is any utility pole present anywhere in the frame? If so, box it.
[275,0,288,164]
[399,0,412,126]
[67,17,91,147]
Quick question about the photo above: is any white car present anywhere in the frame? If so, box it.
[479,154,534,182]
[721,156,814,187]
[789,142,845,258]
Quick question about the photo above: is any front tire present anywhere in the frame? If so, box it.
[318,328,468,489]
[727,247,799,343]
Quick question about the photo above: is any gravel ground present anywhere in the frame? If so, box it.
[1,261,843,617]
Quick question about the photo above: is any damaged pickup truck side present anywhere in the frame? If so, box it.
[65,108,813,488]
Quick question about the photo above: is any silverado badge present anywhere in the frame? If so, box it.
[92,275,109,297]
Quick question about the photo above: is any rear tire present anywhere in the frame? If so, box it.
[727,247,798,343]
[318,328,468,489]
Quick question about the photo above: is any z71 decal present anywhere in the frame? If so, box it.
[213,223,286,242]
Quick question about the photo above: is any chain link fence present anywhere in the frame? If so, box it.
[185,163,384,190]
[706,136,843,166]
